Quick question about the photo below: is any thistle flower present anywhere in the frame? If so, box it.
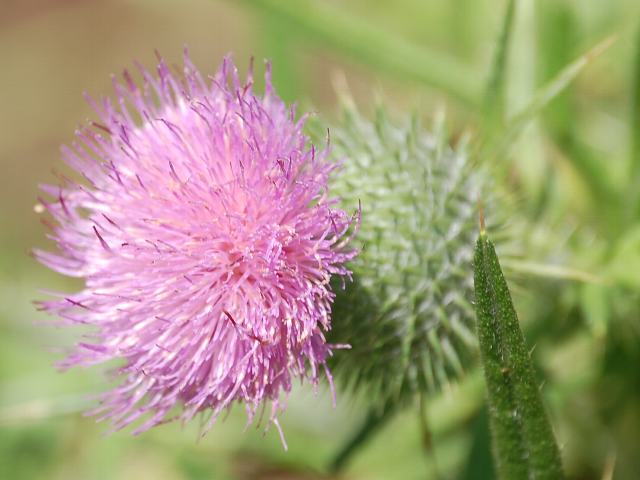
[327,106,510,410]
[36,52,357,442]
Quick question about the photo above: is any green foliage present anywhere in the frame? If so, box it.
[536,0,578,140]
[474,230,564,480]
[328,401,397,474]
[459,407,496,480]
[483,0,516,133]
[628,24,640,217]
[484,35,616,166]
[238,0,481,105]
[607,225,640,289]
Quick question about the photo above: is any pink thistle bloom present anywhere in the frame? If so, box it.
[35,52,358,444]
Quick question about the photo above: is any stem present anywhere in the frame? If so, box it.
[419,395,443,480]
[329,404,397,474]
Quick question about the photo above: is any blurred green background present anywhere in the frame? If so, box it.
[2,0,640,479]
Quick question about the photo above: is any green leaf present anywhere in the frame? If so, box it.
[459,407,496,480]
[236,0,481,106]
[473,229,564,480]
[483,0,517,130]
[536,0,578,138]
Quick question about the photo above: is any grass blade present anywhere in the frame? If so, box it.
[474,227,564,480]
[483,0,517,130]
[628,25,640,217]
[459,407,496,480]
[500,258,603,284]
[0,394,91,425]
[236,0,481,106]
[536,0,577,138]
[486,35,616,160]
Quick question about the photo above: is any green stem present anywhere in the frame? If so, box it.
[419,396,443,479]
[628,24,640,218]
[329,404,397,474]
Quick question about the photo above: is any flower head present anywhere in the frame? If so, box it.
[36,52,357,441]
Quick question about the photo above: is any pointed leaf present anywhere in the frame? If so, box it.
[474,229,564,480]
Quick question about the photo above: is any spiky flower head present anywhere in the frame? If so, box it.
[36,53,357,440]
[327,106,507,409]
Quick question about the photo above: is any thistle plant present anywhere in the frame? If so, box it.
[11,0,636,477]
[328,106,508,408]
[35,53,357,442]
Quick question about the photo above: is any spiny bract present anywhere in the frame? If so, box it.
[328,106,504,408]
[35,53,358,442]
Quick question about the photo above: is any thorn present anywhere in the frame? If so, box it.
[478,198,486,234]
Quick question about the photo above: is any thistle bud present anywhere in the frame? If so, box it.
[328,106,507,408]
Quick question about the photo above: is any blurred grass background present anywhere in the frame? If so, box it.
[1,0,640,479]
